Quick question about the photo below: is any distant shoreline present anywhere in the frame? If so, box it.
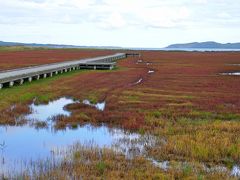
[127,48,240,52]
[1,40,240,52]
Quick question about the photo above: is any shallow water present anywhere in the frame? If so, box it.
[82,99,106,111]
[222,72,240,76]
[148,70,155,74]
[148,158,169,171]
[0,97,153,176]
[231,166,240,176]
[1,97,239,177]
[227,64,240,66]
[149,159,240,177]
[133,78,143,85]
[26,97,75,121]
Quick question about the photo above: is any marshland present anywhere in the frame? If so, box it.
[0,48,240,179]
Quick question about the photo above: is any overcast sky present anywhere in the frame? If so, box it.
[0,0,239,48]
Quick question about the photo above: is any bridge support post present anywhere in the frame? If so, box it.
[109,65,112,70]
[94,65,96,70]
[36,75,40,80]
[0,84,3,89]
[9,81,14,87]
[55,71,58,75]
[43,74,47,78]
[64,69,67,73]
[49,73,53,77]
[19,79,24,85]
[28,77,32,82]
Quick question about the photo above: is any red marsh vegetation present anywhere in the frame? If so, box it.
[1,50,240,178]
[0,49,115,71]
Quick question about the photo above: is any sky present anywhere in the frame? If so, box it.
[0,0,240,48]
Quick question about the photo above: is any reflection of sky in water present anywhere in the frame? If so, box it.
[231,166,240,176]
[0,124,145,175]
[25,97,74,121]
[0,97,147,175]
[148,70,155,74]
[82,99,106,111]
[133,78,143,85]
[221,72,240,76]
[1,97,239,177]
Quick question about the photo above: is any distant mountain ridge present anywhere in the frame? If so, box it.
[166,41,240,49]
[0,41,121,49]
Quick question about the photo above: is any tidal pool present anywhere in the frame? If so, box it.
[0,97,154,176]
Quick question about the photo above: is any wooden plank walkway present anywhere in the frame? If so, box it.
[0,53,126,89]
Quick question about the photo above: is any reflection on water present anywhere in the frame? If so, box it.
[82,100,106,111]
[221,72,240,76]
[133,78,143,85]
[149,159,240,177]
[26,97,75,121]
[0,97,153,176]
[148,70,155,74]
[148,158,169,171]
[0,124,151,175]
[231,166,240,176]
[0,97,239,177]
[227,64,240,66]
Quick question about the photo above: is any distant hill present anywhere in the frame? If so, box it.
[166,41,240,49]
[0,41,121,49]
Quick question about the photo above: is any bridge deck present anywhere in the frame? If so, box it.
[0,53,126,88]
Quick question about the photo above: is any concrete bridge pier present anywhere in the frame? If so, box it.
[49,72,53,77]
[55,71,58,75]
[0,83,2,89]
[43,74,47,78]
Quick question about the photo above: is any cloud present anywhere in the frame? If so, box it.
[0,0,240,48]
[139,6,190,28]
[0,0,192,29]
[96,12,126,29]
[1,0,238,29]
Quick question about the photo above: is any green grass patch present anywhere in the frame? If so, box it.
[0,69,89,109]
[96,161,107,175]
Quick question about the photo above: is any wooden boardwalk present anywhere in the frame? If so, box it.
[0,53,126,89]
